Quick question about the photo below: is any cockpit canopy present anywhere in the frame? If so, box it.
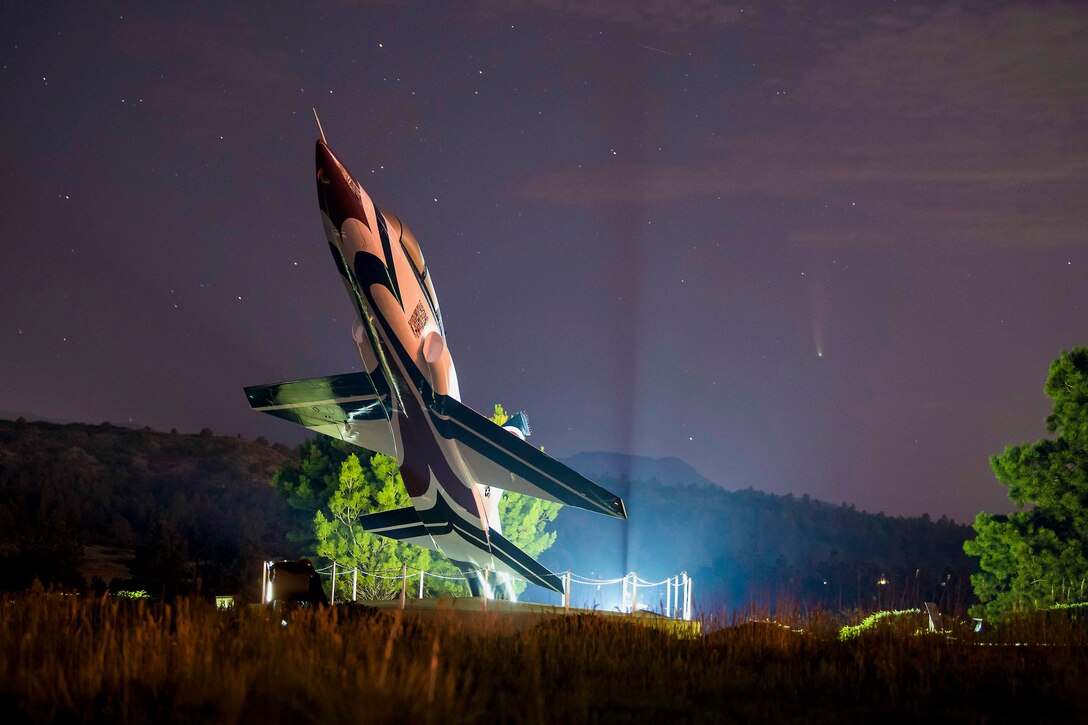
[382,209,444,334]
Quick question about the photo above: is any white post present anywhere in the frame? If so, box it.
[419,569,425,599]
[564,569,571,612]
[352,568,358,602]
[631,571,638,614]
[261,561,270,605]
[674,576,680,616]
[622,573,629,612]
[399,563,407,609]
[331,561,337,605]
[665,577,671,618]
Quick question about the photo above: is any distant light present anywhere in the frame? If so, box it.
[817,351,823,357]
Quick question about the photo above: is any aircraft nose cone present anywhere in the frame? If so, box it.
[315,140,368,231]
[315,139,341,187]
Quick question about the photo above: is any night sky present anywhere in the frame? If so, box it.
[3,2,1085,523]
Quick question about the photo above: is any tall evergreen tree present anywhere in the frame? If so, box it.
[965,348,1088,620]
[313,452,463,599]
[271,435,352,552]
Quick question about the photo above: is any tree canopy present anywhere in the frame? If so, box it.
[314,452,463,599]
[964,347,1088,620]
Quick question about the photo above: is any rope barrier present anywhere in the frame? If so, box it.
[312,562,694,620]
[567,575,627,585]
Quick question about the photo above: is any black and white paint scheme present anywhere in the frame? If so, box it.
[246,126,627,599]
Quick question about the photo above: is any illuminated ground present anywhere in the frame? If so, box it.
[359,596,701,636]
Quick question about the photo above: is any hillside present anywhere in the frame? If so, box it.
[0,418,298,598]
[547,452,974,613]
[0,420,976,610]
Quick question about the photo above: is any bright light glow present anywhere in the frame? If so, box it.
[478,572,493,600]
[496,572,518,603]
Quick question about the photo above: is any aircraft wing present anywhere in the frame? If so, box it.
[428,395,628,520]
[357,506,441,552]
[244,372,397,457]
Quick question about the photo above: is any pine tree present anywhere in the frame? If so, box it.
[965,348,1088,620]
[313,452,465,599]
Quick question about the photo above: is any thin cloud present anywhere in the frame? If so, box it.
[801,3,1088,124]
[513,2,1088,248]
[111,12,301,141]
[494,0,749,32]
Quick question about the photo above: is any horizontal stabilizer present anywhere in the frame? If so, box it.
[357,506,440,553]
[244,372,396,457]
[429,395,627,519]
[360,509,563,594]
[487,528,564,594]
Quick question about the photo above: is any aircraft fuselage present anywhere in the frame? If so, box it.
[315,140,504,594]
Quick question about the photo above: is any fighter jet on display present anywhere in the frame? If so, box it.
[245,128,627,598]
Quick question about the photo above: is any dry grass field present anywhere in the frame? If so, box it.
[1,591,1086,723]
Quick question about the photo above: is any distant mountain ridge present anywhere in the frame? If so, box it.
[0,411,79,425]
[561,451,721,490]
[549,451,974,612]
[562,450,843,510]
